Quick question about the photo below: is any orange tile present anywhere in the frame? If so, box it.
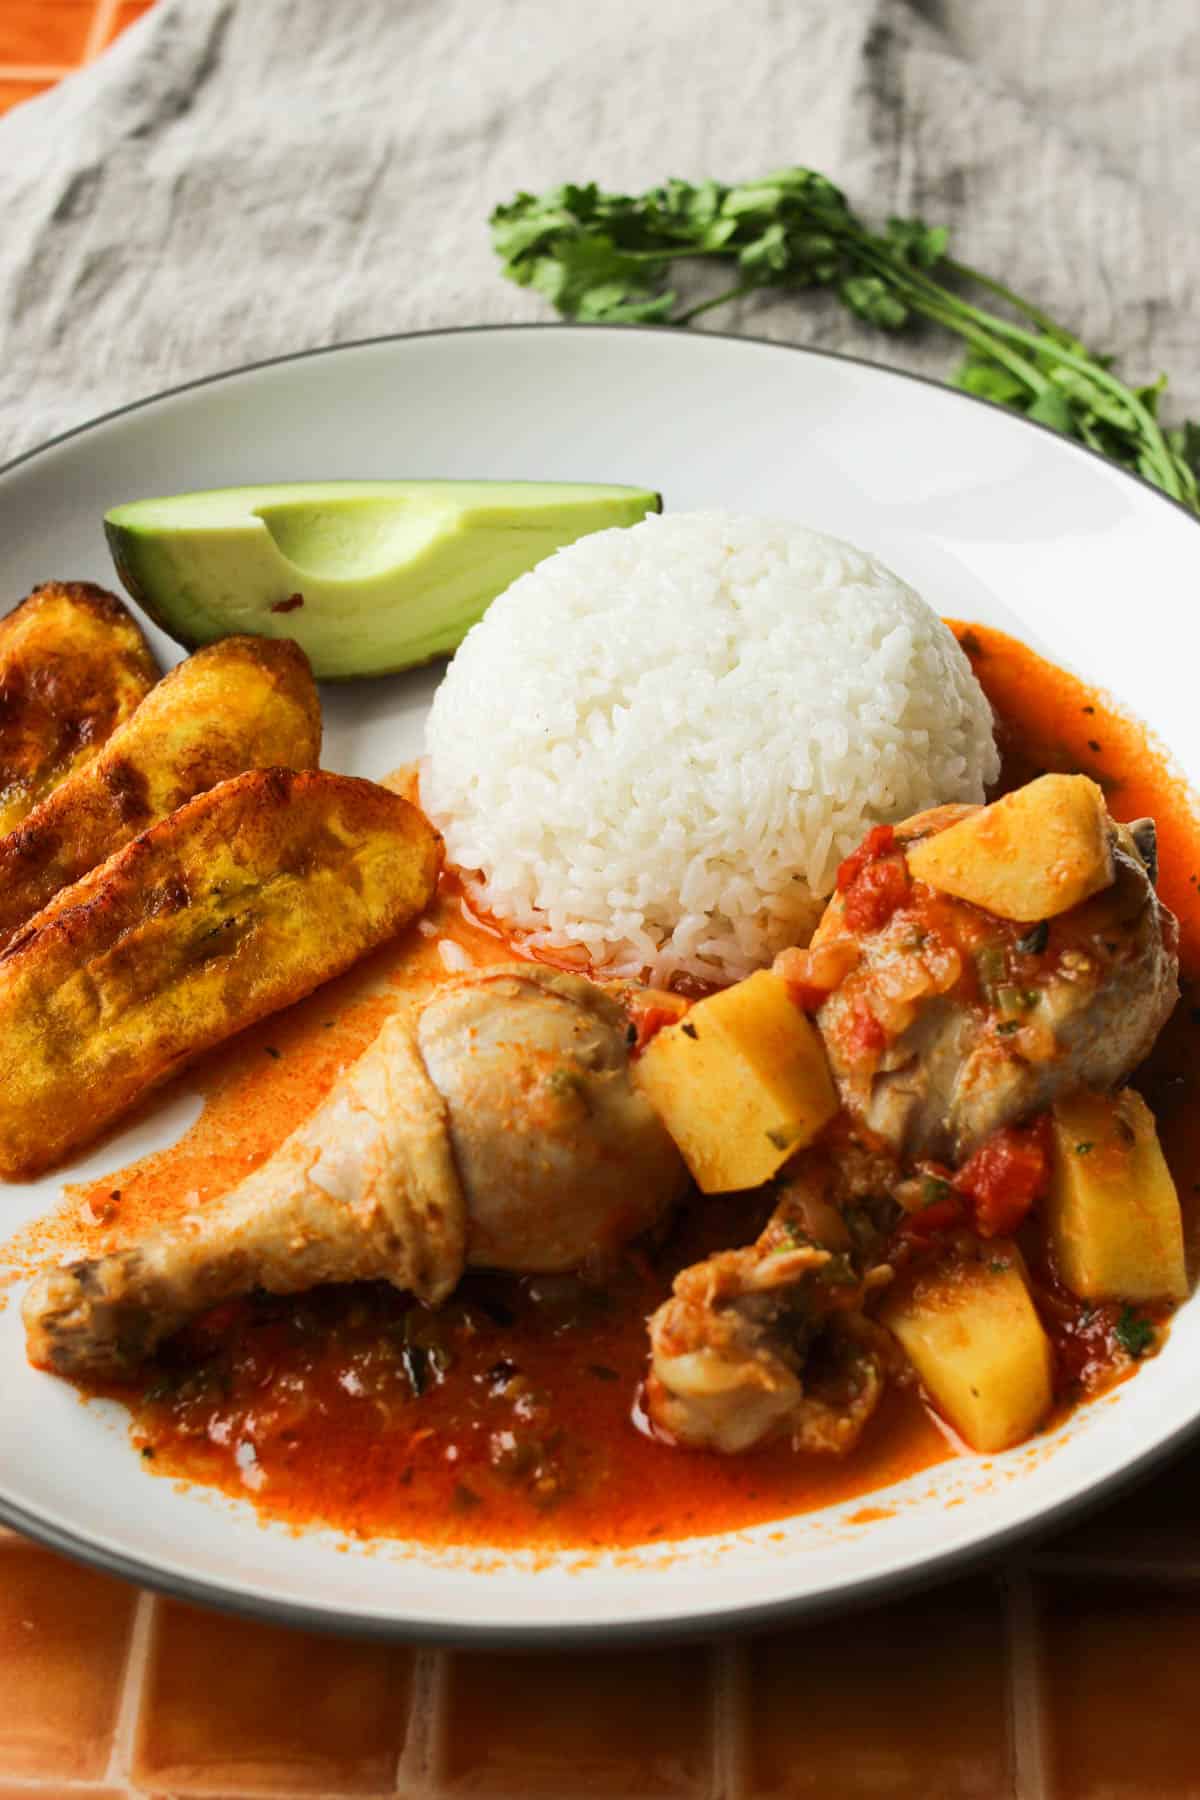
[105,0,156,48]
[0,2,96,65]
[442,1643,714,1793]
[134,1598,413,1794]
[0,1539,138,1780]
[1042,1577,1200,1798]
[0,77,55,113]
[748,1578,1012,1797]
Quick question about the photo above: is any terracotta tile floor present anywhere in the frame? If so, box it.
[6,1483,1200,1799]
[4,3,1200,1796]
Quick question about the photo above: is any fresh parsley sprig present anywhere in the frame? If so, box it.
[491,168,1200,512]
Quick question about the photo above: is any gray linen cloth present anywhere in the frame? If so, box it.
[0,0,1195,464]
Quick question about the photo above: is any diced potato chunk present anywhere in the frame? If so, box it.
[1047,1088,1187,1303]
[634,970,837,1193]
[905,774,1113,922]
[881,1248,1053,1452]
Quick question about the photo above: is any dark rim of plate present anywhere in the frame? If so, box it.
[0,322,1196,1648]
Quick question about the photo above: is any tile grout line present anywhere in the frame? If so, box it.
[0,1778,139,1793]
[396,1646,451,1795]
[0,64,76,82]
[0,1780,440,1799]
[1006,1567,1049,1800]
[102,1587,156,1788]
[711,1637,748,1800]
[83,0,123,64]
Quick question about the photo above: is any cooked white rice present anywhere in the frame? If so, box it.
[422,512,999,986]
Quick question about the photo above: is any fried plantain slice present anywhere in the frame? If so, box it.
[0,767,443,1178]
[0,581,158,834]
[0,634,321,952]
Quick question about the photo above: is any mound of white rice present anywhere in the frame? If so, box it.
[423,512,998,985]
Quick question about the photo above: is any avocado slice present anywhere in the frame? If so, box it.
[104,480,661,679]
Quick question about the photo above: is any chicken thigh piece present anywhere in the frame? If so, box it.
[23,965,686,1378]
[796,809,1177,1165]
[646,1148,898,1454]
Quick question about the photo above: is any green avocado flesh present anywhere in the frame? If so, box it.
[104,480,661,679]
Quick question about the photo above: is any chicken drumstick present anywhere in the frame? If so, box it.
[24,965,686,1377]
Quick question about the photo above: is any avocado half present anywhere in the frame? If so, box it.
[104,480,661,679]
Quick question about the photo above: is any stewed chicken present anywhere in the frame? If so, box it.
[805,807,1176,1164]
[645,779,1180,1453]
[23,966,686,1377]
[23,773,1186,1478]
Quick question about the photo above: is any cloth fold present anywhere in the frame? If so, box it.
[0,0,1195,464]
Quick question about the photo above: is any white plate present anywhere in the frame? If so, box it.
[1,325,1197,1644]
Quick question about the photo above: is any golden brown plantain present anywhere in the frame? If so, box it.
[0,581,158,834]
[0,634,320,952]
[0,767,443,1178]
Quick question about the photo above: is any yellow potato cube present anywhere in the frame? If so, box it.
[1048,1088,1187,1303]
[905,774,1113,922]
[881,1249,1053,1452]
[634,970,838,1193]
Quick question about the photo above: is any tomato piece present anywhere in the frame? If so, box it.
[896,1167,966,1240]
[836,825,911,933]
[836,824,896,891]
[845,1002,886,1058]
[630,1002,685,1055]
[902,1193,966,1238]
[842,855,911,933]
[955,1115,1052,1238]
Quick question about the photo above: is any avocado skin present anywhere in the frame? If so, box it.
[104,481,662,680]
[106,529,167,639]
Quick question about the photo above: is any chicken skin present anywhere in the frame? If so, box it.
[647,1151,897,1453]
[417,966,687,1272]
[23,965,686,1378]
[800,808,1177,1164]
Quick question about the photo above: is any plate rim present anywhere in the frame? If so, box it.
[0,1421,1180,1648]
[1,321,1197,1646]
[5,319,1200,535]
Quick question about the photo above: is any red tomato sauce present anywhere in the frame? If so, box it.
[40,624,1200,1548]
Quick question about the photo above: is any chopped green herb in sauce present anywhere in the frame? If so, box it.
[1114,1309,1156,1359]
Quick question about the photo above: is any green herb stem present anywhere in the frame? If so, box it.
[489,167,1200,514]
[847,240,1055,396]
[940,258,1072,340]
[674,280,762,325]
